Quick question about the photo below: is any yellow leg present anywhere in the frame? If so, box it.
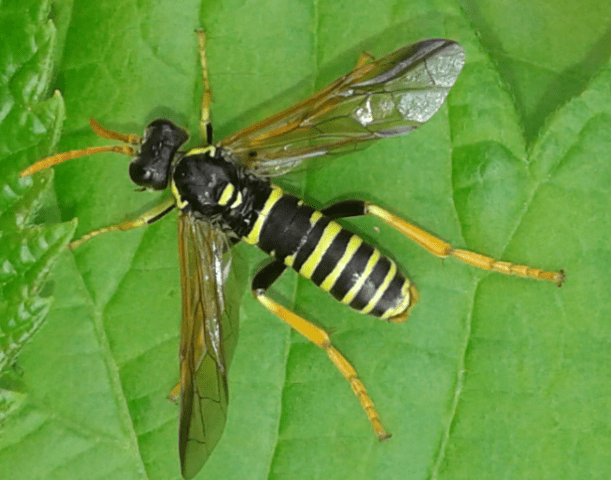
[196,30,212,144]
[69,197,176,249]
[366,203,565,285]
[168,381,181,403]
[255,291,391,441]
[355,51,374,68]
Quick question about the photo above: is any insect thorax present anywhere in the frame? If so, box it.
[172,147,272,238]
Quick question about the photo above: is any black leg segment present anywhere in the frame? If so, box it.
[252,260,288,292]
[320,199,367,219]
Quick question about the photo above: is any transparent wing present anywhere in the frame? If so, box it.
[220,38,465,176]
[177,214,237,479]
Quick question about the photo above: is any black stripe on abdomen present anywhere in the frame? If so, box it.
[310,228,353,286]
[348,256,392,312]
[257,194,318,260]
[250,188,412,320]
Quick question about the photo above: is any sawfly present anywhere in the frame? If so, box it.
[21,33,564,478]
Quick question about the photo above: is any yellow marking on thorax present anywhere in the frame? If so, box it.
[171,179,188,210]
[186,145,216,156]
[231,191,243,208]
[217,183,235,206]
[243,185,284,245]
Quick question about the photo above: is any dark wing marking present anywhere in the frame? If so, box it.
[177,214,237,479]
[220,39,465,176]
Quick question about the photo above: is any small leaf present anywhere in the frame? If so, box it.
[0,388,26,423]
[0,0,76,374]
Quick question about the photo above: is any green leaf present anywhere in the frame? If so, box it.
[0,0,76,375]
[1,0,609,479]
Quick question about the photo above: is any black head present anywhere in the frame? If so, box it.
[129,119,189,190]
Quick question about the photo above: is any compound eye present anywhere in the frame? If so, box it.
[216,182,236,206]
[129,158,158,188]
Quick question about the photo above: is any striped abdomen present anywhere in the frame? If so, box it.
[243,186,416,320]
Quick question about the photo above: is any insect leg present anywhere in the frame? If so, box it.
[252,259,288,288]
[355,51,375,68]
[252,260,391,441]
[196,30,213,144]
[320,199,369,219]
[322,200,565,285]
[69,197,176,249]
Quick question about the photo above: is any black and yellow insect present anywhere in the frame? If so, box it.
[21,33,564,479]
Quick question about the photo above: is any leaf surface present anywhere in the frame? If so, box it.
[1,0,609,479]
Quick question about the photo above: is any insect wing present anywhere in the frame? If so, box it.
[221,38,465,176]
[177,214,237,478]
